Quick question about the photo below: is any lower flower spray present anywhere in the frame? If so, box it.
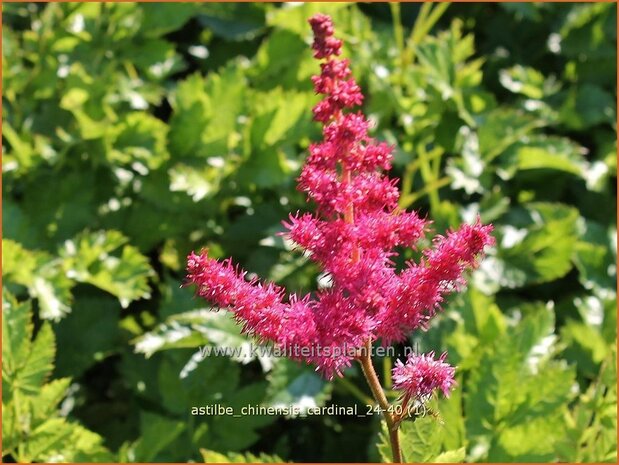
[187,14,494,462]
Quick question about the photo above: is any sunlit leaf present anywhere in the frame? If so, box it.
[59,230,154,307]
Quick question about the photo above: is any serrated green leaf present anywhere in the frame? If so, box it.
[60,230,154,307]
[475,203,579,290]
[399,417,444,463]
[18,323,56,397]
[200,448,284,463]
[32,378,71,423]
[2,239,73,320]
[2,294,55,398]
[21,417,111,463]
[2,292,33,383]
[169,64,246,159]
[107,112,169,170]
[464,302,579,461]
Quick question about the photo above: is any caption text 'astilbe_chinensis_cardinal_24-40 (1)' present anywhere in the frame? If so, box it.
[186,13,494,415]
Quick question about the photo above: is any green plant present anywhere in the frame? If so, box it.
[2,3,616,463]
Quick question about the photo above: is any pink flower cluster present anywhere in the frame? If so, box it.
[392,352,456,400]
[186,14,494,382]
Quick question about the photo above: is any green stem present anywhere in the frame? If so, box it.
[383,356,393,390]
[403,2,451,67]
[336,377,376,407]
[399,145,446,209]
[390,3,405,54]
[400,176,450,209]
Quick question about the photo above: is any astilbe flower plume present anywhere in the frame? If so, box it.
[392,351,456,402]
[186,14,494,392]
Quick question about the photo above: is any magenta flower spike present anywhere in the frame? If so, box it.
[392,351,457,401]
[186,14,494,385]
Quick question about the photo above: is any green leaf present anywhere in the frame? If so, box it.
[209,381,274,451]
[434,447,466,462]
[437,376,466,451]
[236,148,292,189]
[169,159,236,202]
[477,188,511,223]
[499,65,559,99]
[475,203,579,290]
[16,167,103,249]
[200,448,284,463]
[168,73,211,158]
[2,239,74,320]
[169,65,246,159]
[18,323,56,397]
[134,310,211,357]
[32,378,72,423]
[573,220,616,295]
[21,418,111,462]
[124,38,185,81]
[2,292,111,462]
[60,230,154,308]
[198,3,266,41]
[2,293,56,398]
[559,83,616,129]
[561,320,609,377]
[54,296,120,377]
[134,309,275,367]
[448,288,506,358]
[499,135,587,179]
[563,348,617,462]
[266,3,350,35]
[157,351,239,414]
[399,417,443,462]
[2,292,33,392]
[378,416,450,463]
[122,412,185,462]
[107,112,170,170]
[2,122,59,176]
[254,90,314,148]
[446,127,488,195]
[464,302,577,461]
[477,107,547,162]
[265,358,333,415]
[140,3,199,37]
[416,20,479,94]
[249,29,312,90]
[415,20,483,125]
[493,413,567,461]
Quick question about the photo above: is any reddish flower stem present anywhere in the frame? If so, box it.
[359,339,402,463]
[343,167,401,463]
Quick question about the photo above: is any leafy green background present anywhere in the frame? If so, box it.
[2,2,616,463]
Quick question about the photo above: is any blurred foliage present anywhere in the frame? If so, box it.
[2,2,617,463]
